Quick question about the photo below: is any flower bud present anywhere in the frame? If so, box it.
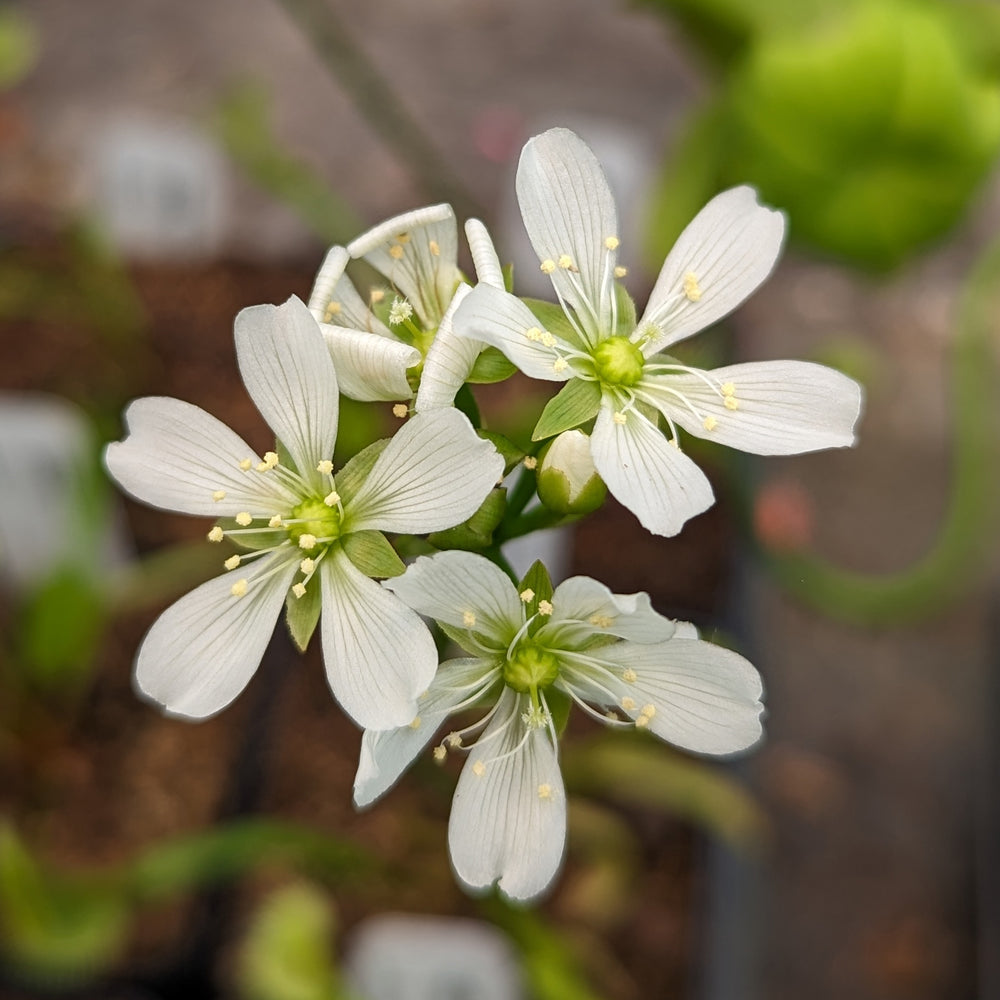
[536,430,607,516]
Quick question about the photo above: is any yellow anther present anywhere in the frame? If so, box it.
[525,326,543,342]
[635,714,650,729]
[614,266,628,279]
[323,301,342,321]
[604,236,620,250]
[641,703,656,719]
[540,259,556,274]
[370,288,386,304]
[523,456,538,470]
[428,240,440,256]
[268,514,284,528]
[324,491,341,507]
[540,332,557,348]
[703,416,718,432]
[212,490,227,502]
[463,611,477,627]
[519,588,535,603]
[317,459,334,475]
[207,526,225,543]
[238,458,253,471]
[235,511,253,526]
[446,732,463,748]
[669,438,680,449]
[538,783,553,800]
[392,403,408,419]
[408,715,422,730]
[613,411,628,425]
[388,297,413,325]
[538,600,553,616]
[553,358,568,373]
[262,451,279,469]
[472,761,486,777]
[292,582,307,599]
[433,745,447,762]
[389,244,404,260]
[557,254,573,270]
[621,696,637,711]
[724,396,739,411]
[231,579,248,598]
[605,710,620,722]
[721,382,736,396]
[396,232,411,245]
[588,614,614,628]
[298,533,318,550]
[224,554,241,571]
[300,558,315,574]
[622,667,637,683]
[683,271,702,302]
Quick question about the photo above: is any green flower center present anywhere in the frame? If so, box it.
[503,642,560,693]
[591,335,645,387]
[288,497,342,552]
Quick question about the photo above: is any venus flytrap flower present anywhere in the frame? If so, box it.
[353,550,764,901]
[105,296,504,730]
[455,127,864,537]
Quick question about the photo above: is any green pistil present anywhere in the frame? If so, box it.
[504,642,560,693]
[591,335,645,387]
[288,497,342,551]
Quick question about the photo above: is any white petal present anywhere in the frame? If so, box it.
[584,639,765,755]
[414,284,483,412]
[639,187,785,350]
[639,360,863,455]
[448,689,566,901]
[546,576,676,644]
[516,128,618,343]
[321,323,419,401]
[308,246,395,338]
[346,410,504,534]
[105,397,297,517]
[135,549,299,719]
[454,284,574,382]
[465,219,505,289]
[353,657,500,808]
[348,205,460,327]
[383,550,522,647]
[590,401,714,537]
[320,546,438,729]
[235,297,339,493]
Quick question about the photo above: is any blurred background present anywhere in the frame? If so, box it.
[2,0,1000,997]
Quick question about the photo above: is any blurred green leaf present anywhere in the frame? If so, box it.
[428,487,507,552]
[563,733,767,852]
[0,7,38,89]
[237,882,348,1000]
[0,826,128,983]
[214,82,362,245]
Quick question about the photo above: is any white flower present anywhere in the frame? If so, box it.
[307,206,502,407]
[105,296,504,729]
[354,550,764,901]
[454,127,863,537]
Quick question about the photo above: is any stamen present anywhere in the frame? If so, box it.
[446,732,463,748]
[519,588,535,603]
[525,326,543,342]
[298,534,318,550]
[538,600,553,616]
[613,411,628,425]
[621,696,637,711]
[523,456,538,470]
[231,579,248,598]
[725,396,739,411]
[604,236,620,250]
[238,458,253,471]
[224,555,241,571]
[324,491,341,507]
[703,416,718,431]
[392,403,408,419]
[538,783,553,800]
[472,760,486,777]
[433,745,447,762]
[396,232,411,245]
[291,582,307,599]
[540,259,556,274]
[557,254,574,270]
[323,301,342,321]
[409,716,422,730]
[614,266,627,278]
[268,514,284,528]
[370,288,386,304]
[622,668,637,683]
[428,240,440,256]
[300,558,315,574]
[540,332,557,348]
[212,490,226,502]
[389,244,404,260]
[207,526,225,543]
[588,614,614,628]
[553,358,568,373]
[463,611,477,628]
[317,460,334,475]
[235,512,253,526]
[256,451,279,472]
[683,271,702,302]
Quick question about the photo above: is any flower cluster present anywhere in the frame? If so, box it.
[106,127,862,901]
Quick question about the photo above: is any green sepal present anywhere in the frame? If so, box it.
[477,430,525,476]
[224,525,285,552]
[428,487,507,551]
[544,687,572,737]
[614,283,637,338]
[342,530,405,579]
[285,577,321,652]
[334,437,390,506]
[275,439,296,470]
[518,561,554,638]
[467,347,518,384]
[437,621,477,653]
[502,262,514,293]
[522,298,584,350]
[532,379,602,441]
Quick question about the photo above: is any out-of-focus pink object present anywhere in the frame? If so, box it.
[753,478,815,552]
